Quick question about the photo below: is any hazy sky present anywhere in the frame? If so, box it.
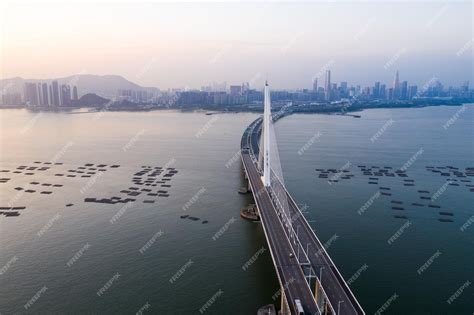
[1,0,472,89]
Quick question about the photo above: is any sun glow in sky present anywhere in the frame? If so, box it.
[1,0,472,89]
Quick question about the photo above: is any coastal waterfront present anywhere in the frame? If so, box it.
[1,106,473,314]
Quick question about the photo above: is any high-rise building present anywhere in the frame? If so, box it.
[387,87,394,100]
[338,81,347,98]
[340,81,347,91]
[41,83,49,106]
[374,82,380,98]
[49,85,53,105]
[400,81,408,99]
[408,86,418,99]
[52,81,60,106]
[24,83,39,106]
[61,85,71,106]
[379,84,386,99]
[37,83,44,106]
[73,86,78,100]
[393,70,400,99]
[324,70,331,101]
[312,78,318,91]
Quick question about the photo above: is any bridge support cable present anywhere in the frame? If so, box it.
[258,127,264,173]
[243,114,365,315]
[268,106,326,299]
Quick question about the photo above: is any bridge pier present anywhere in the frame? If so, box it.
[239,169,251,194]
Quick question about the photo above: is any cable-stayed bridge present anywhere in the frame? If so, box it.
[240,82,365,315]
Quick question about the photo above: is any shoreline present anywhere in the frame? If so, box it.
[0,101,472,116]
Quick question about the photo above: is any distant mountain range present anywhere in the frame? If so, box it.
[0,74,159,98]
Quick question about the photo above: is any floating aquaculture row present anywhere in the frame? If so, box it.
[0,161,123,217]
[180,214,208,224]
[314,164,474,223]
[83,165,178,206]
[0,206,25,217]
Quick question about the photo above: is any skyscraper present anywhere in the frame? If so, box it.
[24,83,39,106]
[340,81,347,88]
[408,86,418,99]
[61,85,71,106]
[374,82,380,98]
[400,81,408,99]
[312,78,318,91]
[73,86,78,100]
[393,70,400,99]
[387,87,394,100]
[325,70,331,101]
[49,85,53,105]
[37,83,44,106]
[42,83,49,106]
[52,81,60,106]
[380,84,386,99]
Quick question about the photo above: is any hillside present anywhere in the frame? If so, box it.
[0,74,159,98]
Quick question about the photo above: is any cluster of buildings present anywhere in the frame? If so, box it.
[313,70,469,102]
[176,82,258,106]
[1,72,472,109]
[117,89,154,103]
[1,93,22,106]
[23,81,79,107]
[172,70,472,107]
[313,70,419,101]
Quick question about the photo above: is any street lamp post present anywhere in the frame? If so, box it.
[337,301,344,315]
[295,225,300,246]
[319,266,324,287]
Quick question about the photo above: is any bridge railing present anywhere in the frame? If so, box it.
[245,116,364,315]
[245,119,338,315]
[268,173,338,315]
[270,159,366,315]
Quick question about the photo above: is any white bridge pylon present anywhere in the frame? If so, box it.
[262,81,271,187]
[258,81,289,218]
[255,82,339,315]
[258,82,310,265]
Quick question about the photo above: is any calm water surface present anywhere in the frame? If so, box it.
[0,106,473,314]
[277,105,474,314]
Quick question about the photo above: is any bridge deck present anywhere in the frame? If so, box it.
[242,152,319,314]
[242,122,320,314]
[242,117,364,315]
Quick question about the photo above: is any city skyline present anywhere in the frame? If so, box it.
[8,68,471,109]
[3,68,470,92]
[2,1,472,89]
